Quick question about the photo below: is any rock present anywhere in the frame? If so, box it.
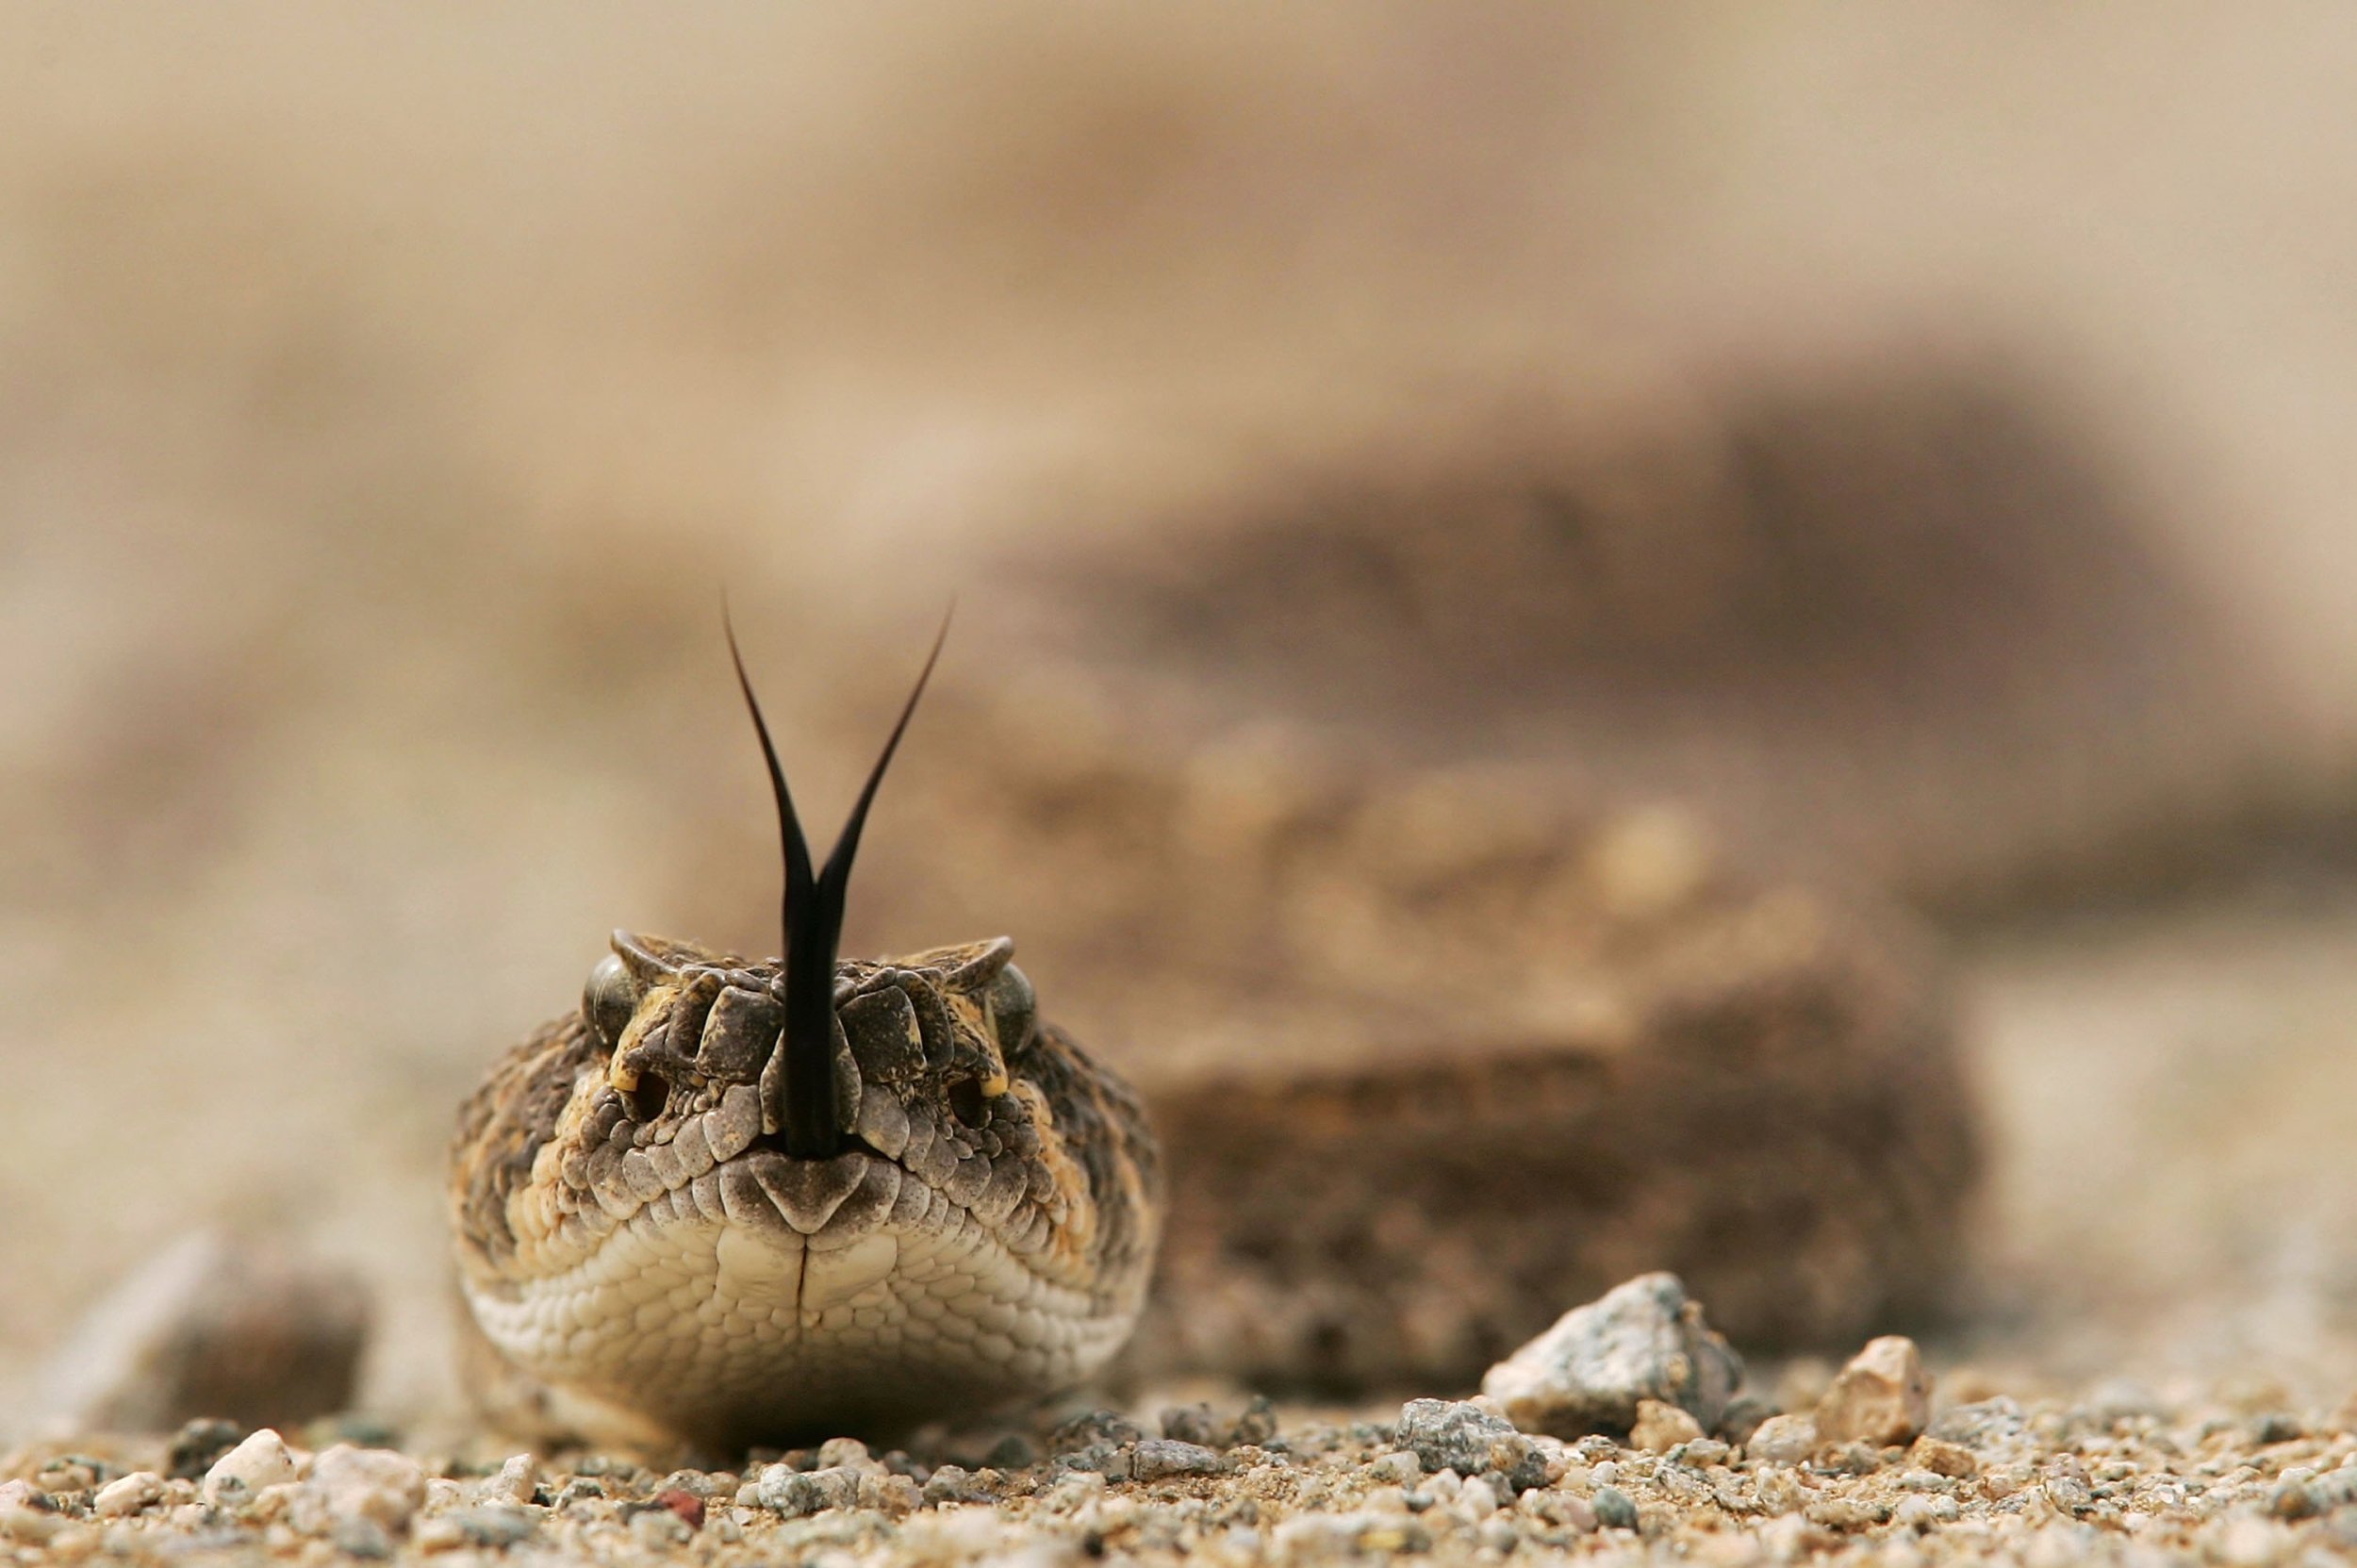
[1161,1403,1222,1445]
[1591,1485,1639,1530]
[1815,1336,1932,1447]
[437,1504,538,1548]
[921,1465,987,1505]
[203,1428,298,1507]
[1048,1410,1145,1453]
[166,1418,247,1480]
[295,1445,425,1532]
[1396,1398,1520,1476]
[1630,1399,1705,1453]
[1230,1395,1280,1447]
[1745,1413,1821,1464]
[1927,1396,2025,1451]
[1480,1273,1743,1437]
[34,1230,370,1434]
[739,1464,859,1517]
[1133,1440,1229,1480]
[93,1472,165,1518]
[1908,1436,1980,1478]
[478,1454,539,1506]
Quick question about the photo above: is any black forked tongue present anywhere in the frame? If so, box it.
[726,608,950,1160]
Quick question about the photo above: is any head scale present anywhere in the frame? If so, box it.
[723,608,950,1159]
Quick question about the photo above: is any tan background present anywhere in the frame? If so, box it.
[3,6,2356,1426]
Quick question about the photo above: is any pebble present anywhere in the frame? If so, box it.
[92,1472,164,1518]
[740,1462,861,1516]
[202,1428,299,1507]
[477,1453,539,1505]
[1479,1272,1744,1437]
[1746,1412,1820,1464]
[1396,1398,1521,1476]
[1816,1335,1933,1447]
[1591,1484,1640,1529]
[1131,1439,1228,1480]
[1908,1436,1980,1478]
[1631,1397,1706,1452]
[296,1444,425,1530]
[629,1506,693,1547]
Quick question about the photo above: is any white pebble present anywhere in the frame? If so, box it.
[204,1429,298,1506]
[302,1445,427,1528]
[93,1472,164,1518]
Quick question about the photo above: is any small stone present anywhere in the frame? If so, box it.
[2040,1474,2093,1516]
[443,1504,537,1547]
[331,1517,392,1559]
[92,1473,164,1518]
[857,1473,920,1514]
[1630,1398,1705,1453]
[1048,1410,1144,1453]
[651,1488,705,1529]
[0,1504,63,1546]
[2250,1411,2305,1444]
[1907,1436,1979,1478]
[629,1507,692,1548]
[1229,1395,1279,1447]
[1131,1439,1228,1480]
[921,1465,985,1505]
[1927,1396,2025,1450]
[204,1428,298,1507]
[816,1436,873,1471]
[740,1463,859,1517]
[1486,1434,1552,1496]
[1480,1273,1743,1437]
[1815,1336,1932,1448]
[1161,1403,1221,1445]
[300,1445,425,1530]
[167,1418,247,1480]
[2267,1476,2320,1520]
[1745,1412,1821,1464]
[478,1454,538,1506]
[1591,1485,1639,1530]
[1397,1398,1519,1477]
[1366,1450,1421,1486]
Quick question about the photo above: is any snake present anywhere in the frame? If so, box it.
[448,621,1162,1452]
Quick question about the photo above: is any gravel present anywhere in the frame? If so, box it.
[8,1374,2357,1567]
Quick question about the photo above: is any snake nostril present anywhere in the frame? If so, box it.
[622,1071,670,1124]
[948,1078,987,1130]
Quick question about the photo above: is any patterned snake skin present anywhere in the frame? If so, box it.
[449,932,1160,1451]
[448,626,1162,1451]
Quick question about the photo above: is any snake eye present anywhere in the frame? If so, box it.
[987,962,1037,1057]
[583,952,639,1048]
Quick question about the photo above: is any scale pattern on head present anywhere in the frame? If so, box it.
[448,618,1161,1450]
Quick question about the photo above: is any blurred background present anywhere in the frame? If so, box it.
[4,6,2357,1429]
